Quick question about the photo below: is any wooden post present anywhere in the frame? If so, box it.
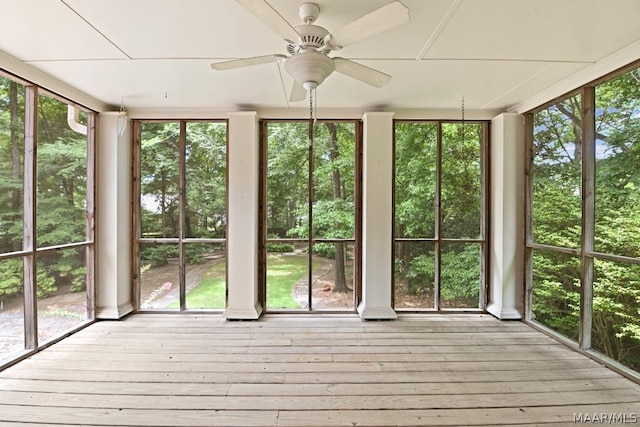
[580,87,596,350]
[23,85,38,349]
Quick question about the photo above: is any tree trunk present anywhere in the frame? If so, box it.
[325,123,349,293]
[10,82,21,252]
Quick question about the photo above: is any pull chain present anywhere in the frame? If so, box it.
[309,87,317,124]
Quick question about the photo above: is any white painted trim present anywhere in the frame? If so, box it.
[357,303,398,320]
[0,49,108,112]
[222,302,264,321]
[486,302,522,320]
[96,302,134,320]
[127,107,501,121]
[509,40,640,114]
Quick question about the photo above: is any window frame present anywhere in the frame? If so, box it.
[132,119,229,312]
[392,119,489,312]
[0,70,96,370]
[525,60,640,381]
[259,119,362,313]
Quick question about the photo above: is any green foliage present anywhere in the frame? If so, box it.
[440,245,480,306]
[394,122,437,238]
[140,246,171,267]
[531,250,581,340]
[140,244,209,267]
[0,79,89,299]
[394,122,483,307]
[266,241,295,253]
[35,268,56,298]
[0,259,22,297]
[405,254,433,296]
[313,243,335,259]
[531,68,640,371]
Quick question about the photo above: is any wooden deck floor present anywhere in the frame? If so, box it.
[0,314,639,426]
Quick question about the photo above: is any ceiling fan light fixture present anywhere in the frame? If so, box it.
[284,51,335,90]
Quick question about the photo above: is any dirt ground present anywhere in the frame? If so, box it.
[0,287,88,358]
[1,254,436,359]
[291,256,355,310]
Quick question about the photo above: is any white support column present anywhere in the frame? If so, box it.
[223,112,262,320]
[358,112,397,320]
[96,112,133,319]
[487,113,524,320]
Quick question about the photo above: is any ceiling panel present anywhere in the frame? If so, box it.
[479,62,590,109]
[63,0,285,59]
[309,59,584,110]
[29,59,288,110]
[0,0,126,61]
[423,0,640,62]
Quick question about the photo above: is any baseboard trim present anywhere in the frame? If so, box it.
[223,302,263,320]
[96,302,134,319]
[487,302,522,320]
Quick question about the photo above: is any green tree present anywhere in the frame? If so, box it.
[531,69,640,371]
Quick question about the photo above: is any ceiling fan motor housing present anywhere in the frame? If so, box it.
[284,51,335,89]
[287,24,329,55]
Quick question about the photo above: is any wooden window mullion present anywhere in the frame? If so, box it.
[580,87,596,350]
[23,85,38,349]
[85,112,96,319]
[179,121,187,311]
[434,123,442,310]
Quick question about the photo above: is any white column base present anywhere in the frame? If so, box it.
[96,302,133,320]
[358,302,397,320]
[487,302,522,320]
[223,302,263,320]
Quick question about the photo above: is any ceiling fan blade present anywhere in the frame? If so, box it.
[328,1,409,49]
[235,0,300,42]
[290,80,307,102]
[333,58,391,88]
[211,54,286,71]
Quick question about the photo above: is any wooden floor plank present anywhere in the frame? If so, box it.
[0,405,278,427]
[0,377,633,397]
[1,389,638,411]
[30,349,584,363]
[275,404,640,426]
[44,343,569,355]
[0,314,638,427]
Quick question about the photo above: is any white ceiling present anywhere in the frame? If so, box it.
[0,0,639,115]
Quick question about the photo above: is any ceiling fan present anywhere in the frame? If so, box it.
[211,0,410,102]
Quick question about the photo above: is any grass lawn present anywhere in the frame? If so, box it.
[168,259,226,309]
[266,253,310,309]
[183,277,226,309]
[166,253,313,310]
